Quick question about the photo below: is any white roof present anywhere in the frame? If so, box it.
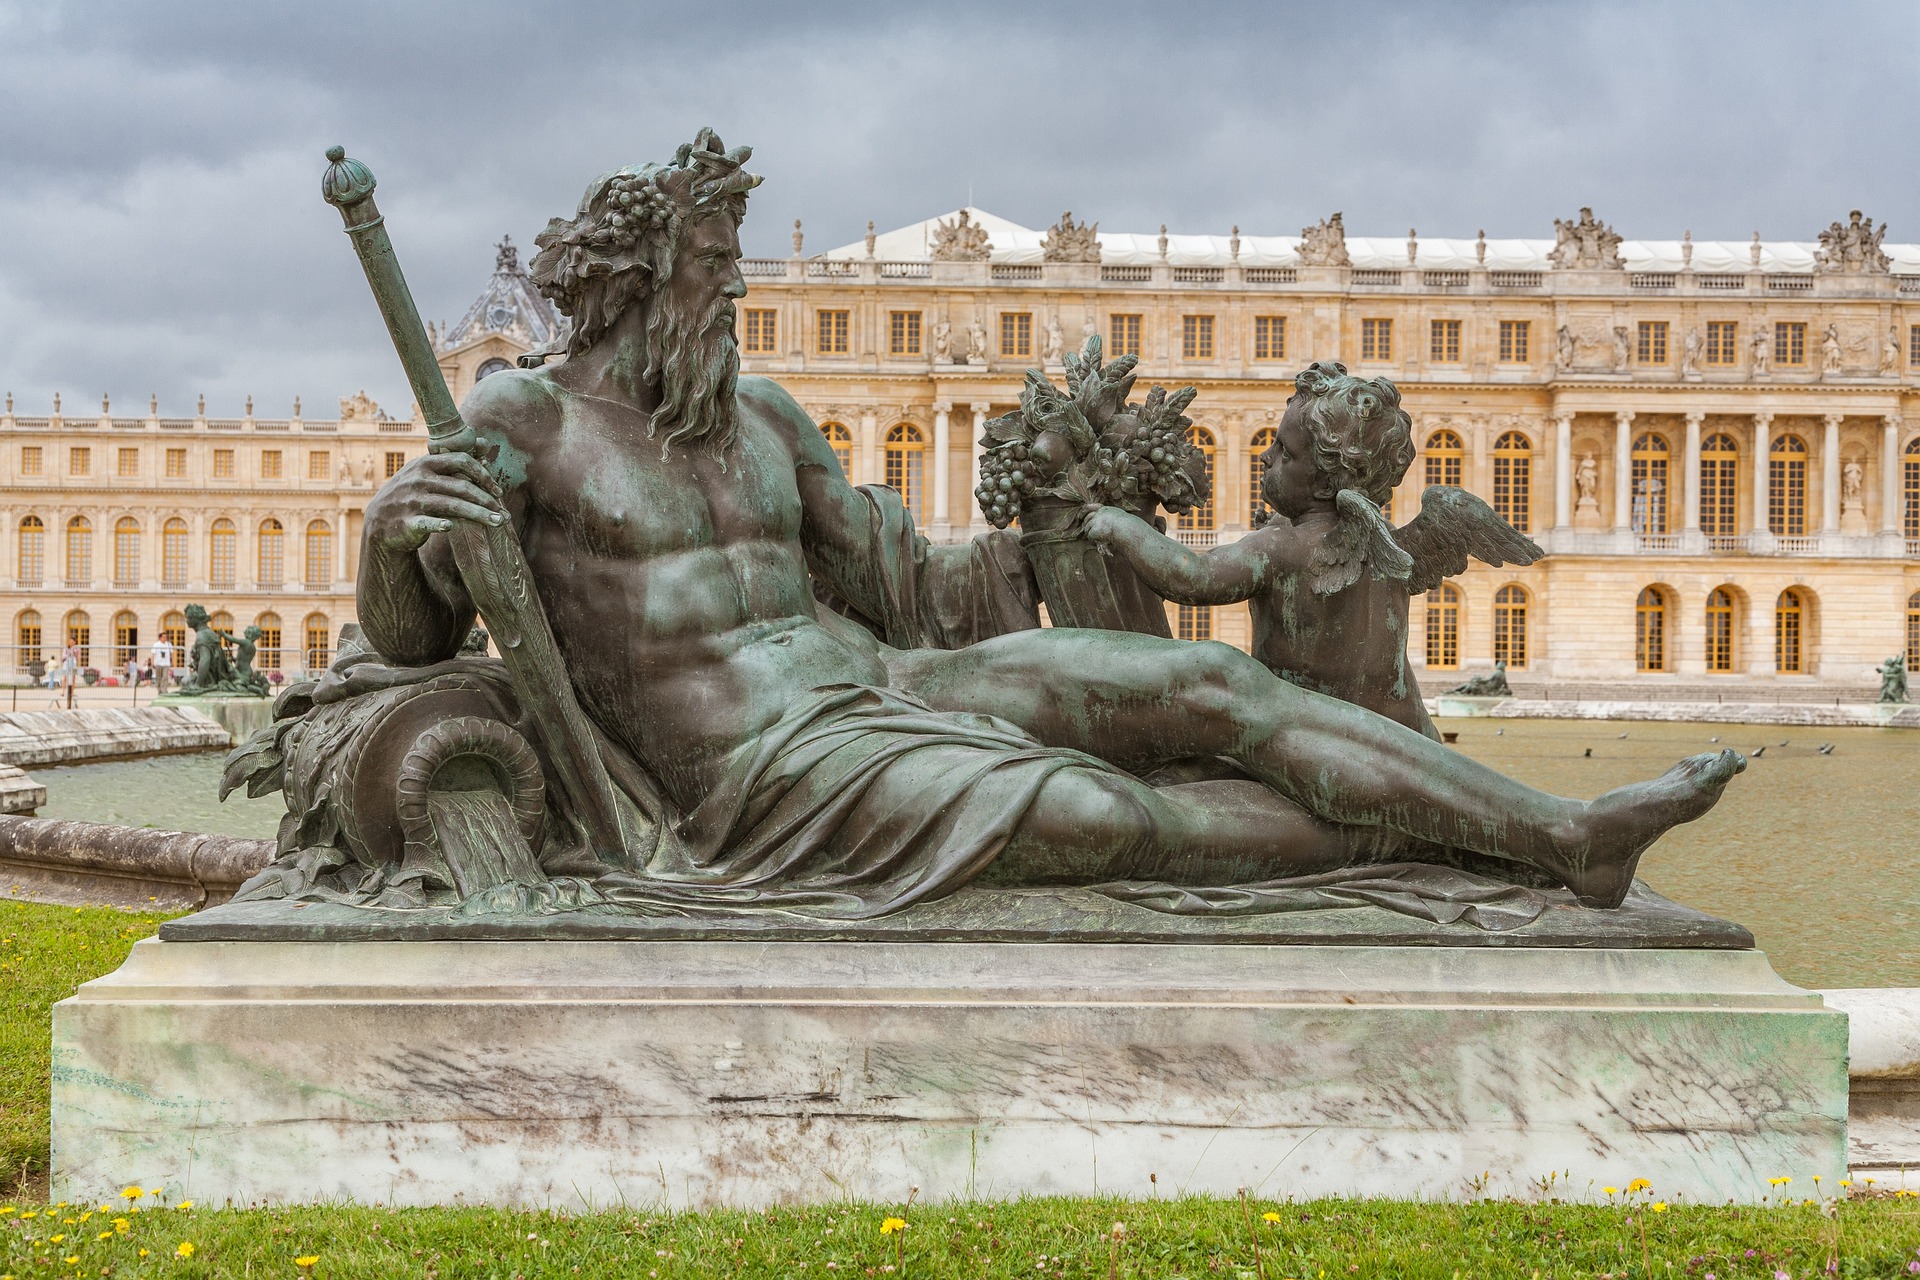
[824,211,1920,274]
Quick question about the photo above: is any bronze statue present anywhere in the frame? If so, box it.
[1449,662,1514,699]
[227,133,1744,928]
[1879,654,1909,704]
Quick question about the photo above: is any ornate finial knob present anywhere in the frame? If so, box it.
[321,145,376,208]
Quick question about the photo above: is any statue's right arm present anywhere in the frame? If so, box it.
[1085,507,1286,607]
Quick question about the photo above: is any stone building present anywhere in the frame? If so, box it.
[738,206,1920,694]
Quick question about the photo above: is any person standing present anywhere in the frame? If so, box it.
[150,633,174,696]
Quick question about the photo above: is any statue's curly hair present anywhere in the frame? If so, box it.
[1291,361,1415,505]
[525,127,761,362]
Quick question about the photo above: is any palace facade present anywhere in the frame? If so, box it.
[7,216,1919,694]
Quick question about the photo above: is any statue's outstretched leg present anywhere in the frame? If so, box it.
[892,632,1743,908]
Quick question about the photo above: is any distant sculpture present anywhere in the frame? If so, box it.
[1041,314,1065,363]
[232,626,271,697]
[1878,654,1909,704]
[1297,213,1350,267]
[337,455,352,483]
[1575,454,1600,508]
[1449,662,1513,698]
[1814,210,1890,275]
[790,219,803,257]
[1682,328,1703,378]
[1611,325,1631,373]
[1842,458,1864,507]
[1548,208,1625,270]
[1040,211,1101,264]
[1822,324,1843,376]
[931,318,953,364]
[362,455,375,484]
[178,604,263,696]
[1884,325,1903,376]
[863,220,876,257]
[1751,328,1771,376]
[1556,324,1575,370]
[930,210,992,262]
[339,390,384,422]
[967,317,990,365]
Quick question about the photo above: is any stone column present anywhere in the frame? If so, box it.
[931,402,952,525]
[1612,410,1634,532]
[1682,411,1703,532]
[969,403,990,527]
[858,410,878,487]
[1821,413,1843,534]
[1750,411,1774,548]
[1553,413,1572,529]
[1883,415,1903,534]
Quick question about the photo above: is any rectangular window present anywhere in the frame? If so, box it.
[116,447,139,478]
[165,447,187,478]
[309,450,329,481]
[385,451,406,478]
[1636,320,1669,365]
[1108,313,1143,358]
[213,448,235,479]
[69,447,90,476]
[20,446,41,476]
[1705,321,1739,366]
[1498,320,1530,363]
[742,307,778,355]
[1775,321,1806,366]
[1429,319,1461,363]
[815,309,849,355]
[1181,315,1215,359]
[1000,311,1032,358]
[888,310,922,356]
[1253,316,1286,361]
[260,449,283,480]
[1175,604,1213,642]
[1909,324,1920,369]
[1361,318,1393,362]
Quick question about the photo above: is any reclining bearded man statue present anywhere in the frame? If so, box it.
[229,129,1744,930]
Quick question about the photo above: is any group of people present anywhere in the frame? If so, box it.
[40,635,181,700]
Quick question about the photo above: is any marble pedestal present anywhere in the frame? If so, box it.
[52,939,1846,1209]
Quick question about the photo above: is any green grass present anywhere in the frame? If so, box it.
[5,899,1920,1277]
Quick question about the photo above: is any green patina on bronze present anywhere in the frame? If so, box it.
[175,603,268,697]
[196,132,1751,943]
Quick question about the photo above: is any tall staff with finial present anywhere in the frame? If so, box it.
[319,145,627,857]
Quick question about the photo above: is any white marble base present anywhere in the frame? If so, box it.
[52,940,1847,1208]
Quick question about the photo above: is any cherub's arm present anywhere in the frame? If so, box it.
[1083,506,1299,607]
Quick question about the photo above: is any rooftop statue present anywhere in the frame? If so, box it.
[930,209,992,262]
[222,133,1745,938]
[1296,212,1350,267]
[1040,211,1102,264]
[1548,207,1625,271]
[1814,209,1890,275]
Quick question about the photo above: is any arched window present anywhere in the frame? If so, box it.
[113,516,141,587]
[1178,425,1217,533]
[1705,588,1735,673]
[257,518,284,588]
[1630,434,1670,535]
[160,611,187,652]
[304,613,331,672]
[17,609,42,668]
[1491,432,1532,532]
[1248,426,1276,526]
[209,519,237,589]
[112,610,139,669]
[1908,590,1920,668]
[1176,604,1213,641]
[820,422,853,476]
[1768,434,1807,536]
[1493,584,1528,667]
[16,515,43,585]
[1424,583,1461,669]
[255,612,283,672]
[1775,588,1805,674]
[305,520,333,588]
[1635,587,1668,672]
[475,357,512,381]
[65,609,91,667]
[162,518,188,588]
[1424,429,1464,489]
[210,609,234,637]
[1905,438,1920,542]
[883,423,925,523]
[65,516,92,586]
[1701,433,1740,538]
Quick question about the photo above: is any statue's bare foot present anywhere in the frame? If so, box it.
[1547,749,1746,909]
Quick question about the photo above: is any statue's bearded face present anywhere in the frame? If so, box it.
[645,212,747,456]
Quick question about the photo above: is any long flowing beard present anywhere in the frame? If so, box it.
[645,292,739,459]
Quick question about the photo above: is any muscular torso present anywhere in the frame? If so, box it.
[476,376,886,808]
[1252,576,1433,737]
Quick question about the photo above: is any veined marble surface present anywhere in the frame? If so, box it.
[52,940,1848,1208]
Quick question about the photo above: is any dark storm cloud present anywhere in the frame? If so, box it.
[1,0,1915,417]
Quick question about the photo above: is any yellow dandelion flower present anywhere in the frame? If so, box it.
[137,1249,148,1258]
[1650,1202,1667,1213]
[119,1187,142,1201]
[879,1217,907,1235]
[62,1258,78,1266]
[49,1235,64,1244]
[1626,1179,1651,1193]
[175,1201,193,1210]
[295,1256,320,1270]
[1,1207,14,1216]
[1261,1211,1283,1223]
[1601,1187,1618,1196]
[111,1219,127,1233]
[96,1231,112,1240]
[1769,1176,1790,1186]
[175,1241,194,1259]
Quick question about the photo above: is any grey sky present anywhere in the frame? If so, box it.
[1,0,1914,418]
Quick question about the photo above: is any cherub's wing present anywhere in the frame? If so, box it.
[1393,486,1545,595]
[1307,490,1415,595]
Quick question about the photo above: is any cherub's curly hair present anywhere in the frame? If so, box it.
[1291,361,1415,504]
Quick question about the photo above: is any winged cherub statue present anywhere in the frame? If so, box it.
[1084,362,1541,738]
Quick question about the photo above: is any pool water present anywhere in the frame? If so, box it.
[25,722,1919,990]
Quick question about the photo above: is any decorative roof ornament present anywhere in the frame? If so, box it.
[791,218,804,258]
[495,235,520,274]
[930,209,992,262]
[1681,230,1693,269]
[339,390,386,423]
[441,228,564,353]
[1476,229,1487,265]
[1230,226,1241,262]
[1157,224,1168,262]
[1751,231,1762,268]
[1547,207,1625,270]
[1407,228,1418,266]
[1297,212,1350,267]
[1040,211,1101,263]
[1814,210,1890,275]
[864,220,876,258]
